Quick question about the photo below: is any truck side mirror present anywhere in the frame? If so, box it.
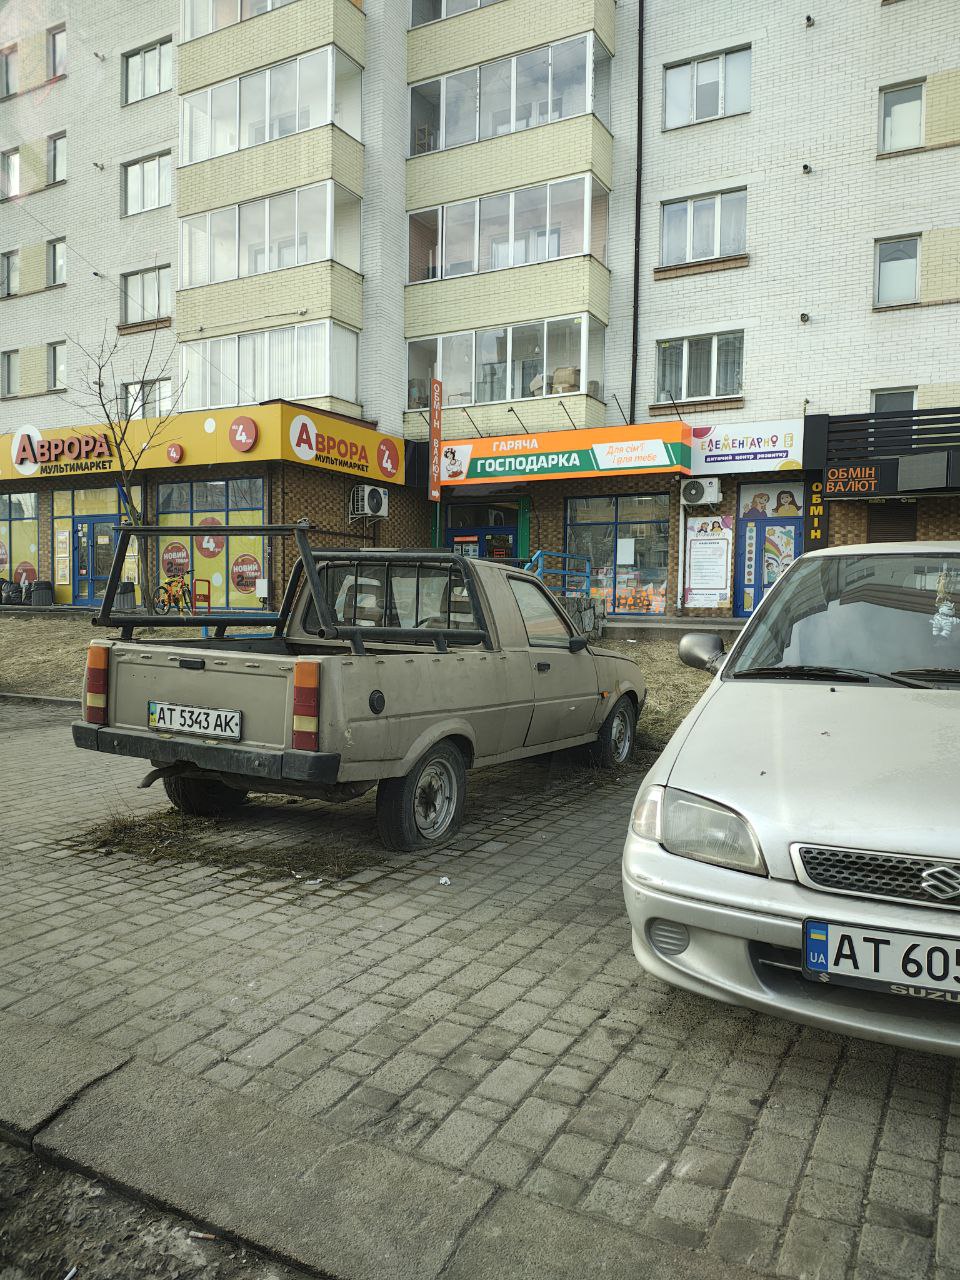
[569,634,590,653]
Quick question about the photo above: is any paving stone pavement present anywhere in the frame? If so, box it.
[3,697,960,1279]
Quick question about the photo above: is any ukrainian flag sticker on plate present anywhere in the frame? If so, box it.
[804,920,830,972]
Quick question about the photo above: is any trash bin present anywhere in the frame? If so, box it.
[2,582,22,605]
[31,580,54,607]
[115,581,136,611]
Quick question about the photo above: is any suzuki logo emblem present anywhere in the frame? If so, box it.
[920,865,960,901]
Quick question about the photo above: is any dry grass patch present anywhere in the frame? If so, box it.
[603,636,713,746]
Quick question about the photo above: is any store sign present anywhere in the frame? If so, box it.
[12,426,113,478]
[439,423,689,487]
[805,479,828,545]
[286,412,404,485]
[429,379,442,502]
[824,460,897,498]
[691,421,804,475]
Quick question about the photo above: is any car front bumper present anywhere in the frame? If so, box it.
[623,836,960,1057]
[72,722,341,786]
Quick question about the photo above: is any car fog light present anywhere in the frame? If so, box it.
[648,918,690,956]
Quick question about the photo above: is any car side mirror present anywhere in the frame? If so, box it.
[569,634,590,653]
[678,632,725,672]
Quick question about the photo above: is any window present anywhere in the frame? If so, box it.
[1,349,18,397]
[1,149,19,200]
[406,313,604,409]
[47,238,66,285]
[179,180,356,287]
[508,578,572,644]
[566,494,670,615]
[0,46,16,98]
[410,34,611,155]
[47,133,66,184]
[880,82,923,153]
[124,379,172,418]
[124,39,173,104]
[872,387,917,414]
[182,0,296,43]
[0,249,18,298]
[181,46,360,165]
[123,153,171,214]
[661,189,746,265]
[411,0,500,26]
[876,236,919,305]
[180,320,358,409]
[47,341,66,390]
[656,331,743,402]
[409,175,605,281]
[664,47,750,128]
[48,26,65,78]
[121,266,172,323]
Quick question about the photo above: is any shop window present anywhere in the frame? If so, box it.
[157,476,266,609]
[228,477,263,508]
[566,494,669,616]
[0,490,39,586]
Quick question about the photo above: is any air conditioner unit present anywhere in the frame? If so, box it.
[681,477,722,506]
[350,485,389,520]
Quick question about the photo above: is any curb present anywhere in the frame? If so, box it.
[0,691,80,708]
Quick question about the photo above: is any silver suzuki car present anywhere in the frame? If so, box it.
[623,542,960,1056]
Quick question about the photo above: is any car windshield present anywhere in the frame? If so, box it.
[730,552,960,679]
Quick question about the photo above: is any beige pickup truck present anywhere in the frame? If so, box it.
[73,526,644,850]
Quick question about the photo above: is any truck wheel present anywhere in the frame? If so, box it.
[163,774,249,817]
[376,741,466,851]
[592,695,636,769]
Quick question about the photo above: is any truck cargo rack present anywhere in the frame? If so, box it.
[95,525,494,654]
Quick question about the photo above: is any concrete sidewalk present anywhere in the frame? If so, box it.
[1,1009,754,1280]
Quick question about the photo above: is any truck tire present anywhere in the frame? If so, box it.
[591,694,636,769]
[163,774,249,817]
[376,740,467,851]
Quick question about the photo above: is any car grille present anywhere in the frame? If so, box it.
[797,845,960,910]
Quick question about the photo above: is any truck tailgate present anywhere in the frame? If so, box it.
[107,645,293,748]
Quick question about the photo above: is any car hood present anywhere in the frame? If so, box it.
[667,680,960,874]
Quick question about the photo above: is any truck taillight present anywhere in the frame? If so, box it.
[292,661,319,751]
[84,643,110,725]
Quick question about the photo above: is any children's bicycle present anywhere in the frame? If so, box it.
[153,573,192,615]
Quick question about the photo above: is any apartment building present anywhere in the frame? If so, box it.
[1,0,958,623]
[638,0,960,619]
[0,0,425,608]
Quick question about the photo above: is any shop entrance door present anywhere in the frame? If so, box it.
[73,517,116,605]
[734,517,803,617]
[446,526,518,561]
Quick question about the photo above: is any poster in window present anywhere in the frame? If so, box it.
[684,515,733,608]
[739,482,804,521]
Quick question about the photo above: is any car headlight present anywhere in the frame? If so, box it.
[629,784,767,876]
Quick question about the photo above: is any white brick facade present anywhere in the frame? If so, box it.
[637,0,960,429]
[0,0,178,435]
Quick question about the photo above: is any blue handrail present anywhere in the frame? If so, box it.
[524,549,592,597]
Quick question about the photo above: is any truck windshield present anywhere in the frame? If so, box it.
[730,552,960,680]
